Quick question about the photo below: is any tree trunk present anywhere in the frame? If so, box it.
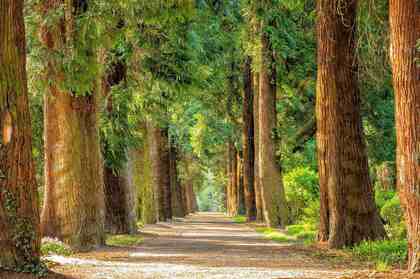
[258,22,288,228]
[253,72,264,222]
[149,124,172,221]
[131,123,156,224]
[389,0,420,272]
[237,152,246,215]
[101,56,136,234]
[40,0,105,251]
[170,142,186,217]
[243,57,257,221]
[316,0,386,248]
[227,142,239,216]
[0,0,40,268]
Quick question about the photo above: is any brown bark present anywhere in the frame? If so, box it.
[258,22,288,228]
[149,124,172,221]
[316,0,386,248]
[170,142,186,217]
[243,57,257,221]
[253,72,264,222]
[237,152,245,215]
[40,0,105,251]
[131,123,156,224]
[0,0,40,268]
[227,142,239,216]
[389,0,420,272]
[101,56,137,234]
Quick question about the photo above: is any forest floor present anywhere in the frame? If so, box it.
[2,212,419,279]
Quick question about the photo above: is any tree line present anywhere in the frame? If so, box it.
[0,0,419,275]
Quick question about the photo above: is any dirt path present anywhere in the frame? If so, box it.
[47,212,361,279]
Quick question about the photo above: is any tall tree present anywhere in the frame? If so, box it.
[170,141,186,217]
[40,0,105,251]
[389,0,420,272]
[227,142,239,216]
[258,20,288,228]
[0,0,40,268]
[149,124,172,221]
[101,56,137,234]
[242,57,257,221]
[316,0,386,248]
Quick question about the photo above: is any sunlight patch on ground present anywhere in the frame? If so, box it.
[47,255,351,279]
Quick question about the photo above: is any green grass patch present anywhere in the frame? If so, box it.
[41,238,73,256]
[106,234,144,247]
[351,239,407,268]
[232,215,247,224]
[256,227,296,243]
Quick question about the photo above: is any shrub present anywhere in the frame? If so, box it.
[351,240,407,268]
[284,167,319,224]
[41,237,73,256]
[380,195,406,239]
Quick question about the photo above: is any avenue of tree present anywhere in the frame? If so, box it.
[0,0,419,274]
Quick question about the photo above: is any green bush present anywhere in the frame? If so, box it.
[233,215,246,224]
[381,195,406,239]
[41,238,73,256]
[284,167,319,224]
[351,240,407,267]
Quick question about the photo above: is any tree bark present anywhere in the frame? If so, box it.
[40,0,105,251]
[0,0,40,268]
[149,124,172,221]
[316,0,386,248]
[227,142,239,216]
[389,0,420,272]
[131,123,156,224]
[253,72,264,222]
[101,56,137,234]
[170,141,186,217]
[243,57,257,221]
[237,152,246,215]
[258,22,288,228]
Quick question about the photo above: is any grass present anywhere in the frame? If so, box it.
[256,224,318,245]
[350,239,407,269]
[232,215,247,224]
[106,234,144,247]
[256,227,295,243]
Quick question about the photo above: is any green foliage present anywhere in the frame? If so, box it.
[351,240,408,268]
[106,235,144,247]
[283,167,319,224]
[41,238,73,256]
[381,196,406,239]
[233,215,247,224]
[256,227,295,243]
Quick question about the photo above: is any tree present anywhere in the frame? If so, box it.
[258,20,288,228]
[316,0,386,248]
[40,0,105,251]
[0,0,40,269]
[242,57,257,221]
[227,142,239,216]
[149,123,172,221]
[170,141,187,217]
[389,0,420,272]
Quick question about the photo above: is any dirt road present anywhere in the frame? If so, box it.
[48,212,358,279]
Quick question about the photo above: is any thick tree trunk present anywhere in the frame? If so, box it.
[0,0,40,268]
[316,0,386,248]
[258,23,288,228]
[389,0,420,272]
[253,72,264,222]
[40,0,105,251]
[149,124,172,221]
[131,123,156,224]
[243,57,257,221]
[170,142,186,217]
